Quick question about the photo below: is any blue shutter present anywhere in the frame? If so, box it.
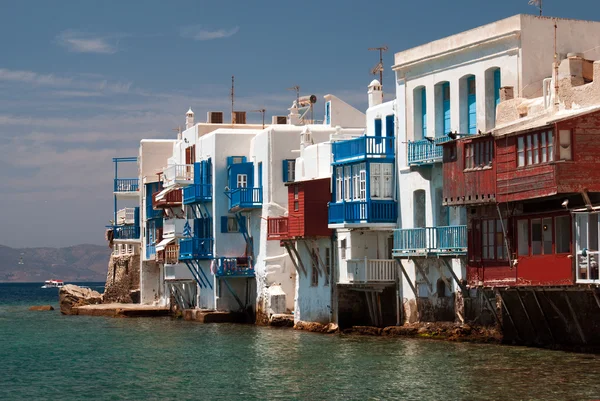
[443,83,451,135]
[194,162,201,184]
[494,69,501,108]
[282,160,289,182]
[220,216,228,233]
[375,119,382,146]
[385,115,394,137]
[467,77,476,134]
[325,101,331,125]
[258,162,263,188]
[421,88,427,138]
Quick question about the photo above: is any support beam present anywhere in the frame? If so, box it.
[396,272,402,326]
[283,241,307,276]
[563,291,587,344]
[481,289,502,329]
[196,261,213,290]
[184,261,208,289]
[441,257,467,293]
[310,239,328,281]
[395,259,417,298]
[301,240,323,276]
[432,261,452,292]
[413,259,433,294]
[365,291,376,326]
[495,289,521,342]
[376,292,383,327]
[593,289,600,311]
[531,289,555,344]
[221,278,246,312]
[541,289,569,327]
[515,288,537,340]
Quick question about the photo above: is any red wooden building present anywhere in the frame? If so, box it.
[267,178,331,241]
[442,107,600,287]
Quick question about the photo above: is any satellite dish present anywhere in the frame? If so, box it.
[309,95,317,104]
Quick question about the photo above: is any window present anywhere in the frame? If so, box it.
[335,167,343,202]
[282,159,295,182]
[294,186,299,211]
[481,219,506,260]
[370,163,393,199]
[465,140,493,169]
[311,249,319,286]
[559,130,572,161]
[517,215,570,256]
[352,164,361,201]
[517,131,555,167]
[344,166,351,201]
[340,239,346,260]
[237,174,247,188]
[221,216,246,233]
[325,101,331,125]
[324,248,330,286]
[443,83,451,135]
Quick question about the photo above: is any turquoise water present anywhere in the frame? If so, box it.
[1,283,600,400]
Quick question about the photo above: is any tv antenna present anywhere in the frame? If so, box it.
[231,75,235,124]
[369,45,388,100]
[287,85,300,107]
[250,108,266,128]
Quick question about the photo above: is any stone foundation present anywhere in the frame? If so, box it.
[104,254,140,303]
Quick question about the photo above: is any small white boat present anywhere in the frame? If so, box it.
[41,280,64,289]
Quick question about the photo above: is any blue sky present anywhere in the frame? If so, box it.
[0,0,598,248]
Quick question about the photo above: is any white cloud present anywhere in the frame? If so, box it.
[55,30,118,54]
[180,25,239,41]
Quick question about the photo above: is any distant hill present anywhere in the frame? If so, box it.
[0,244,111,283]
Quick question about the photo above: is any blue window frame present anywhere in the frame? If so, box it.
[467,76,476,134]
[325,101,331,125]
[282,159,295,182]
[442,83,451,135]
[375,118,382,145]
[494,69,501,108]
[258,162,262,188]
[421,88,427,138]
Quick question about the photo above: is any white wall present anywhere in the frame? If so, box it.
[324,94,366,128]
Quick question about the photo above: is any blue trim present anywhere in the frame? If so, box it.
[331,135,395,164]
[421,87,427,138]
[442,82,451,135]
[467,76,476,134]
[392,226,467,256]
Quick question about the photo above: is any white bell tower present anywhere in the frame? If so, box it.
[185,107,195,129]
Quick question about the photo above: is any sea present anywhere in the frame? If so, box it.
[1,282,600,401]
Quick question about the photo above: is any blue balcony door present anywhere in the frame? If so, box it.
[228,162,254,190]
[385,115,394,153]
[258,162,262,188]
[442,83,451,136]
[467,76,476,134]
[374,118,382,145]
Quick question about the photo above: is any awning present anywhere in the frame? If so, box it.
[155,186,175,201]
[156,237,175,252]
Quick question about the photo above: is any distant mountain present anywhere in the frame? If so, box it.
[0,244,111,283]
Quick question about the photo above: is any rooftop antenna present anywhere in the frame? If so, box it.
[172,126,182,139]
[287,85,300,107]
[231,75,235,124]
[528,0,542,16]
[250,108,266,128]
[369,45,388,101]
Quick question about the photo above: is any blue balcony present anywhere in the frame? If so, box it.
[179,237,214,260]
[183,184,213,204]
[228,187,262,211]
[114,178,139,193]
[215,257,254,277]
[392,225,467,257]
[111,225,140,240]
[332,136,395,164]
[146,244,156,259]
[328,200,397,224]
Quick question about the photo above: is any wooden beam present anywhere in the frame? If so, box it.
[395,259,417,298]
[441,257,467,294]
[301,240,323,276]
[396,271,402,326]
[413,259,433,294]
[515,288,537,340]
[496,289,521,342]
[432,260,452,292]
[481,289,502,329]
[563,291,587,344]
[592,289,600,311]
[284,241,307,276]
[541,289,569,327]
[531,289,555,344]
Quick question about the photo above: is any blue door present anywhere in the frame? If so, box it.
[442,83,451,135]
[467,77,476,134]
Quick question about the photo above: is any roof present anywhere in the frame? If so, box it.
[492,105,600,138]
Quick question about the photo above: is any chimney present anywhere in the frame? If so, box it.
[368,79,383,108]
[559,53,585,87]
[500,86,514,102]
[185,108,195,129]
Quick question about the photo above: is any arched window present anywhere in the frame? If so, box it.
[436,278,446,297]
[413,86,427,140]
[485,67,501,130]
[459,75,476,134]
[435,81,450,137]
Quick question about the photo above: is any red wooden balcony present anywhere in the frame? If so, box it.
[153,189,182,209]
[267,217,289,240]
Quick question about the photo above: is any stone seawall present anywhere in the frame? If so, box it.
[103,254,140,303]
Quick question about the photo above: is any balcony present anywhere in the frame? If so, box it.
[215,257,254,277]
[115,207,136,225]
[267,217,289,240]
[228,187,262,211]
[111,225,140,241]
[328,200,397,225]
[407,136,452,166]
[163,164,193,188]
[153,188,182,208]
[332,136,394,164]
[114,178,139,194]
[183,184,213,204]
[164,243,180,265]
[163,219,187,238]
[339,258,397,284]
[179,238,214,260]
[392,225,467,257]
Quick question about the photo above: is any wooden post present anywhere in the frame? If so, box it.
[531,289,555,344]
[441,257,467,293]
[395,259,417,297]
[496,289,522,342]
[515,288,537,340]
[481,289,502,329]
[413,259,433,294]
[563,291,587,344]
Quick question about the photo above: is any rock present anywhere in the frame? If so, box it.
[325,323,339,334]
[269,314,294,327]
[59,284,102,315]
[417,327,429,335]
[294,320,338,333]
[350,326,382,336]
[29,305,54,311]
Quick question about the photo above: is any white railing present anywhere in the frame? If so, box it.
[116,208,136,225]
[339,258,396,284]
[163,164,193,187]
[113,243,136,256]
[163,218,188,238]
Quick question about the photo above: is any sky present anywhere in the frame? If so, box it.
[0,0,598,248]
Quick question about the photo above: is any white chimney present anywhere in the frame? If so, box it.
[368,79,383,108]
[185,108,195,129]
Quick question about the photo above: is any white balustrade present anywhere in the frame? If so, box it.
[339,258,396,284]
